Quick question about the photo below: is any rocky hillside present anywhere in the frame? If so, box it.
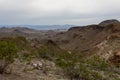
[51,19,120,55]
[0,19,120,80]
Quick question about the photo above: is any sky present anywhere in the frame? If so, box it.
[0,0,120,25]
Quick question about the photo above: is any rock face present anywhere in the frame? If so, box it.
[99,19,119,26]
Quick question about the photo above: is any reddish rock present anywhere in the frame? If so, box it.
[109,51,120,64]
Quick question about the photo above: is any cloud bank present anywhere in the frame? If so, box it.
[0,0,120,25]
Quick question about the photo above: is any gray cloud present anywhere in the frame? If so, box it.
[0,0,120,25]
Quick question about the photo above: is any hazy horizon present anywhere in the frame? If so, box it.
[0,0,120,25]
[0,24,75,30]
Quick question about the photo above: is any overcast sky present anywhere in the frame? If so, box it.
[0,0,120,25]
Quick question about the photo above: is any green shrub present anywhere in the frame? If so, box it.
[37,45,56,60]
[0,41,18,62]
[86,55,110,71]
[0,36,27,50]
[36,44,120,80]
[0,38,19,74]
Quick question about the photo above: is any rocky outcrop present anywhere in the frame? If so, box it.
[99,19,119,27]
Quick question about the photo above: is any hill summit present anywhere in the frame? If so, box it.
[99,19,119,26]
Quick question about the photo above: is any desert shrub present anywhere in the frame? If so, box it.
[0,40,18,74]
[0,36,27,74]
[37,45,56,60]
[56,54,117,80]
[0,36,27,50]
[86,55,110,71]
[36,44,120,80]
[36,43,65,61]
[14,36,27,49]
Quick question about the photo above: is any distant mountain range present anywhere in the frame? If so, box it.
[0,24,75,30]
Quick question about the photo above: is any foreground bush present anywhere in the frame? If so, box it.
[0,36,26,74]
